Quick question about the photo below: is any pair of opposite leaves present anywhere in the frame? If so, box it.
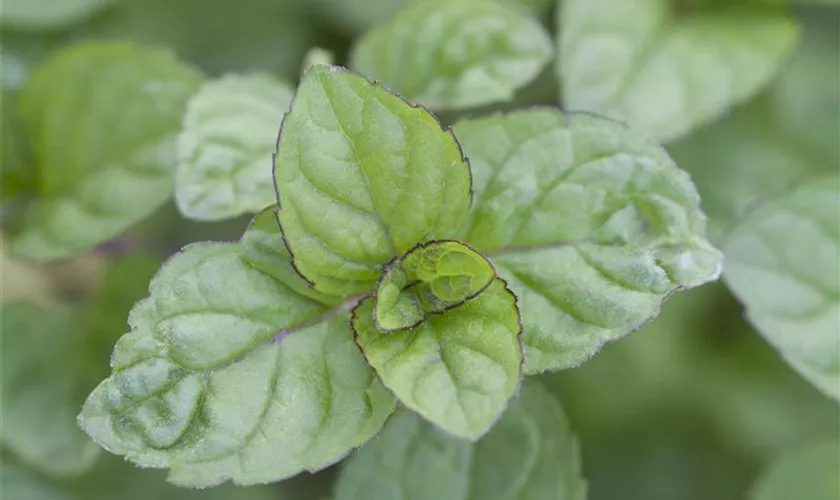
[78,65,721,488]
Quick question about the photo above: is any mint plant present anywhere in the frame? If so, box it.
[2,0,838,499]
[74,64,721,486]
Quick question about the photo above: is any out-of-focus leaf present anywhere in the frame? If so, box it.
[334,381,586,500]
[86,0,313,78]
[723,174,839,401]
[0,454,281,500]
[11,42,202,261]
[84,254,161,362]
[0,304,100,477]
[175,73,293,221]
[0,253,161,478]
[558,0,799,141]
[79,243,395,487]
[750,440,840,500]
[353,279,522,439]
[301,47,336,74]
[273,67,472,296]
[0,0,116,30]
[0,459,72,500]
[1,91,34,201]
[309,0,552,34]
[669,22,839,242]
[452,108,722,374]
[351,0,553,110]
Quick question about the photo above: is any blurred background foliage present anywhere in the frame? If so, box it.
[0,0,838,499]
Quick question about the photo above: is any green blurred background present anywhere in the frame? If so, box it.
[1,1,838,499]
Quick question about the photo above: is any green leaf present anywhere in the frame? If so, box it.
[668,23,839,243]
[175,73,294,221]
[452,108,722,374]
[374,240,496,331]
[353,279,522,439]
[350,0,553,110]
[274,66,472,296]
[11,42,202,261]
[302,47,336,74]
[558,1,800,141]
[0,0,115,29]
[239,206,342,306]
[750,440,840,500]
[0,254,159,478]
[723,174,840,401]
[1,304,101,477]
[333,381,586,500]
[78,243,396,486]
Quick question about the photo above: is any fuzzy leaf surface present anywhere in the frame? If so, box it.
[79,243,395,486]
[453,108,722,373]
[175,73,294,220]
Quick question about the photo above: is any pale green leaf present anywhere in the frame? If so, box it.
[558,1,799,141]
[274,66,472,296]
[1,304,101,477]
[175,73,293,220]
[723,174,840,401]
[334,381,586,500]
[79,243,396,486]
[750,440,840,500]
[452,108,722,374]
[668,23,839,243]
[351,0,553,110]
[302,47,336,74]
[0,0,115,29]
[353,279,522,439]
[374,240,495,331]
[11,42,202,261]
